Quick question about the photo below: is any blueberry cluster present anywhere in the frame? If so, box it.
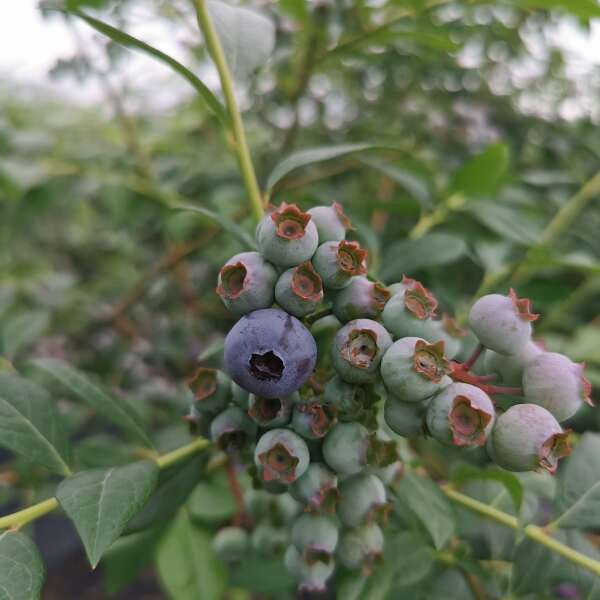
[187,201,592,593]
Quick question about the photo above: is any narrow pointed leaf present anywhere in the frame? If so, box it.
[57,460,159,568]
[0,531,45,600]
[0,373,71,475]
[31,358,153,448]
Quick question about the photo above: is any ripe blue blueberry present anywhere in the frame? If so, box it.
[523,352,593,422]
[224,308,317,397]
[426,382,495,447]
[274,261,323,318]
[257,203,319,267]
[488,404,570,473]
[331,276,390,323]
[312,240,367,289]
[468,288,538,355]
[307,202,353,242]
[331,319,392,384]
[216,251,277,316]
[381,337,451,403]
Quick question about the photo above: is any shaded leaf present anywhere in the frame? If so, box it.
[395,473,455,549]
[450,143,509,198]
[188,474,236,524]
[172,204,256,250]
[1,311,49,358]
[230,555,296,595]
[511,537,557,595]
[380,233,467,280]
[0,531,45,600]
[0,373,71,475]
[155,509,226,600]
[31,358,153,448]
[208,1,275,81]
[554,433,600,529]
[57,460,159,568]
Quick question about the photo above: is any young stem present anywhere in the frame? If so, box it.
[442,485,600,577]
[462,343,484,371]
[0,438,210,531]
[225,457,249,527]
[193,0,264,223]
[305,306,333,325]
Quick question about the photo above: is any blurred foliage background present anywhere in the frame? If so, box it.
[0,0,599,598]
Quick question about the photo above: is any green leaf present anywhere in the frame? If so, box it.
[511,537,557,595]
[517,0,600,19]
[0,531,45,600]
[155,509,226,600]
[31,358,153,448]
[554,433,600,529]
[395,473,456,550]
[230,555,296,595]
[1,311,49,358]
[451,464,523,512]
[266,143,405,195]
[187,474,236,524]
[449,143,509,198]
[380,233,467,280]
[0,373,71,476]
[57,460,159,568]
[58,8,228,128]
[172,204,256,250]
[208,1,275,81]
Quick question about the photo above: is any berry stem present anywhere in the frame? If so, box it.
[305,306,333,325]
[462,343,484,371]
[478,384,523,396]
[441,485,600,577]
[225,457,249,527]
[193,0,264,224]
[0,438,210,531]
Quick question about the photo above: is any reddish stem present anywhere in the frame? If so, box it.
[478,385,523,396]
[449,362,520,396]
[462,343,484,371]
[225,457,249,527]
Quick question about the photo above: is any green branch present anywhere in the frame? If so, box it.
[193,0,264,224]
[442,485,600,577]
[0,438,209,531]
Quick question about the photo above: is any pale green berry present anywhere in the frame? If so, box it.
[337,473,388,527]
[254,428,310,485]
[210,406,257,452]
[323,375,377,423]
[188,368,230,414]
[213,526,249,563]
[307,202,353,242]
[251,523,289,555]
[332,276,390,323]
[383,398,428,437]
[248,392,297,428]
[275,261,323,317]
[291,513,339,557]
[290,463,339,513]
[231,380,250,410]
[284,545,335,592]
[337,523,384,572]
[291,399,336,440]
[312,240,367,289]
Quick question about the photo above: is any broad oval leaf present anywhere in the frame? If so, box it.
[395,473,456,550]
[0,373,71,476]
[57,460,159,568]
[0,531,45,600]
[208,0,275,82]
[449,143,509,198]
[31,358,153,448]
[155,509,226,600]
[380,232,467,280]
[266,143,405,195]
[172,204,256,250]
[56,8,228,128]
[1,310,49,359]
[511,537,557,595]
[554,433,600,529]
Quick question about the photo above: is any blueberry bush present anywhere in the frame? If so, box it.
[1,0,600,598]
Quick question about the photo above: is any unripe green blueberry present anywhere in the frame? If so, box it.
[381,337,451,403]
[312,240,367,289]
[523,352,593,422]
[248,392,298,428]
[307,202,353,242]
[182,404,212,437]
[244,488,271,520]
[216,251,277,316]
[381,275,439,340]
[468,288,538,355]
[383,398,428,437]
[213,526,249,563]
[291,399,336,440]
[331,319,392,384]
[372,460,404,487]
[274,261,323,317]
[251,523,289,555]
[323,375,376,424]
[284,545,335,592]
[231,380,250,410]
[332,276,390,323]
[290,463,339,513]
[489,404,570,473]
[291,513,339,558]
[254,428,310,484]
[337,473,388,528]
[337,523,384,572]
[430,313,467,359]
[210,406,257,452]
[257,203,319,267]
[274,493,302,524]
[484,340,543,387]
[188,368,230,414]
[426,382,495,447]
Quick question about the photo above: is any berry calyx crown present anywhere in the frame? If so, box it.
[402,275,438,319]
[413,340,451,383]
[271,202,312,240]
[509,288,539,322]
